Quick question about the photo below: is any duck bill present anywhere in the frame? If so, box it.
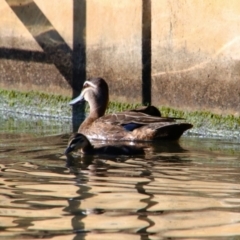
[69,93,85,105]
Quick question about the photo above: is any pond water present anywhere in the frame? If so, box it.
[0,115,240,240]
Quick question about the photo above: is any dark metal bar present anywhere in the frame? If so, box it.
[72,0,87,131]
[142,0,152,105]
[72,0,87,97]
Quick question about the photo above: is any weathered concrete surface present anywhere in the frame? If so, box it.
[0,59,69,95]
[0,0,240,116]
[87,0,142,102]
[0,0,72,95]
[152,0,240,115]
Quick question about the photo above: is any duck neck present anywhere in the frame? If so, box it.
[89,104,106,119]
[88,99,107,119]
[79,100,107,131]
[81,138,94,154]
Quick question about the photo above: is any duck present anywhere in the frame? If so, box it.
[69,77,193,141]
[65,133,144,155]
[124,105,162,117]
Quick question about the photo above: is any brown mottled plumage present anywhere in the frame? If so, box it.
[65,133,144,155]
[69,77,193,141]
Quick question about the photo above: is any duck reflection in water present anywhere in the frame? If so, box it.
[64,133,145,169]
[65,133,145,156]
[64,133,188,170]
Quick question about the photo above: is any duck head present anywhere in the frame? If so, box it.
[69,77,109,118]
[65,133,91,154]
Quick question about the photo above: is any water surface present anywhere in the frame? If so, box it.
[0,117,240,239]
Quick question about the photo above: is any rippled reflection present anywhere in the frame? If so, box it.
[0,132,240,239]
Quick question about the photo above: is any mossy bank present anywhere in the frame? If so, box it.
[0,89,239,140]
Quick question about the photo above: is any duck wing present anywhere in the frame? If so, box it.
[125,105,184,120]
[126,105,162,117]
[131,122,193,140]
[85,113,192,141]
[88,112,192,141]
[100,112,176,126]
[97,112,182,132]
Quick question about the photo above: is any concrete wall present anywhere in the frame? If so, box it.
[152,0,240,115]
[0,0,73,95]
[0,0,239,115]
[87,0,142,102]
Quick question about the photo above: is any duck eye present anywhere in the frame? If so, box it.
[82,83,90,89]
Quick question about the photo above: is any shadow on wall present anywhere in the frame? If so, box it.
[4,0,86,95]
[2,0,153,128]
[3,0,87,131]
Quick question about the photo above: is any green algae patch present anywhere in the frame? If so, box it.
[0,89,72,118]
[160,106,240,131]
[0,88,239,139]
[106,102,142,113]
[0,89,74,135]
[0,89,70,106]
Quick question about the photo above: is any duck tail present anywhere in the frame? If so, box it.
[154,123,193,141]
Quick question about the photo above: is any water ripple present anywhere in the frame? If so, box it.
[0,133,239,239]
